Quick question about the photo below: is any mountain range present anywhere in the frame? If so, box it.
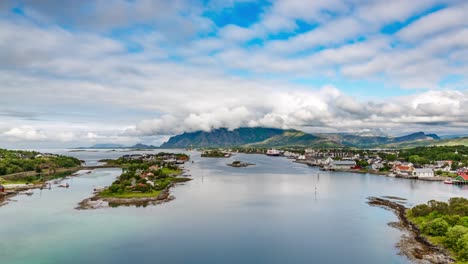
[77,127,467,149]
[75,143,158,149]
[160,127,461,149]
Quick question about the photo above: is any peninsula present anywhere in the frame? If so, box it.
[368,196,468,263]
[0,149,83,206]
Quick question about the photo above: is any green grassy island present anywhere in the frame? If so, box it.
[95,153,191,201]
[407,197,468,262]
[201,150,231,158]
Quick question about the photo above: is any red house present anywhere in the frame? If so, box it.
[455,173,468,183]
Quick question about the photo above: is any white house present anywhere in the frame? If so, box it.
[297,155,306,160]
[412,168,434,178]
[325,157,334,165]
[371,163,384,170]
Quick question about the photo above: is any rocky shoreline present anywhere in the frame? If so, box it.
[0,183,50,207]
[367,197,454,264]
[0,168,92,207]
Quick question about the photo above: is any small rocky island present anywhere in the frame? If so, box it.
[78,152,191,209]
[227,161,255,167]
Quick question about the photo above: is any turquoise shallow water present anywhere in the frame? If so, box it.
[1,150,467,264]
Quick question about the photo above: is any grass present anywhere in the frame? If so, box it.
[1,179,36,185]
[100,190,161,199]
[160,167,181,175]
[0,169,78,185]
[0,169,77,185]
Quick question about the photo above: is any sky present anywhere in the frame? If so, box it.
[0,0,467,148]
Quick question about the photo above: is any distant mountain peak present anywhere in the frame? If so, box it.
[75,143,158,149]
[160,127,287,148]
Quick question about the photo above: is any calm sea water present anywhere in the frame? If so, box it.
[1,150,467,264]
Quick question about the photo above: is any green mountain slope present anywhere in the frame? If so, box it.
[245,130,321,147]
[160,127,286,148]
[160,127,452,149]
[435,137,468,146]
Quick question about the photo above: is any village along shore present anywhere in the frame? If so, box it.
[199,146,468,184]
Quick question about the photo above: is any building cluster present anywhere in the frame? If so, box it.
[121,153,187,164]
[282,149,466,179]
[34,153,59,159]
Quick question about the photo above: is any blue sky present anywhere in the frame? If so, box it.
[0,0,467,148]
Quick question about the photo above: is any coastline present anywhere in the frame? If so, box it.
[0,184,45,207]
[367,197,455,263]
[0,168,83,207]
[293,159,449,182]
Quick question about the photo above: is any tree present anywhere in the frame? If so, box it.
[411,204,432,217]
[386,154,397,162]
[448,198,468,216]
[428,200,449,214]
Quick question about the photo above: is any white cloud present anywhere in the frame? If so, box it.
[0,0,467,148]
[3,126,47,141]
[397,3,468,42]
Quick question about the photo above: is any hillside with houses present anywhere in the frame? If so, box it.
[209,146,468,183]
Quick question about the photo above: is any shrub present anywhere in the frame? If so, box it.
[423,218,449,236]
[108,183,121,193]
[443,215,461,226]
[134,183,149,193]
[457,234,468,260]
[25,176,35,183]
[444,225,468,250]
[459,217,468,227]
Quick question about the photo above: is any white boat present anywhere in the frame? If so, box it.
[94,186,105,192]
[444,180,453,184]
[266,149,280,156]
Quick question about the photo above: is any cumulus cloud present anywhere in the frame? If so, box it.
[0,0,467,148]
[126,88,468,137]
[3,126,47,141]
